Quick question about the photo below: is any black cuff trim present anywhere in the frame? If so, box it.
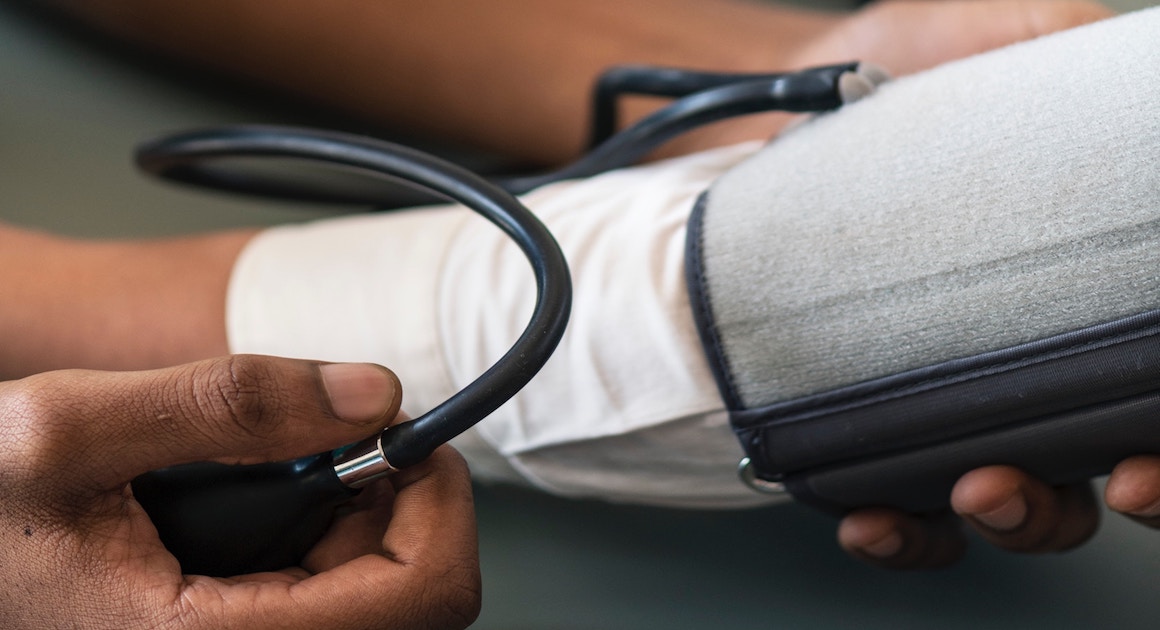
[734,307,1160,485]
[684,191,744,410]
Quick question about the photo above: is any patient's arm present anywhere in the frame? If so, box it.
[0,224,251,380]
[0,187,1120,571]
[39,0,1109,165]
[220,8,1160,568]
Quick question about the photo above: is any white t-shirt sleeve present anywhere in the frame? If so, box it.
[227,142,775,508]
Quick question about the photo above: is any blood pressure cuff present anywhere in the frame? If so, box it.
[684,9,1160,514]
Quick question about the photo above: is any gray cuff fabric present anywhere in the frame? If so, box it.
[686,9,1160,511]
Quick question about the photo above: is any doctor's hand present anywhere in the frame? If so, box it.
[0,356,480,630]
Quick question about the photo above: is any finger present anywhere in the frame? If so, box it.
[951,466,1099,553]
[1105,455,1160,528]
[300,479,398,573]
[381,446,479,568]
[1,355,401,487]
[838,507,966,570]
[202,446,480,630]
[300,411,417,572]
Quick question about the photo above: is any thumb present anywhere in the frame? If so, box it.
[0,355,401,489]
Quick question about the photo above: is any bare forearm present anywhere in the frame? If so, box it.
[0,224,252,379]
[44,0,836,165]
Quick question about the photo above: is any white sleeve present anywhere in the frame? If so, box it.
[227,142,775,508]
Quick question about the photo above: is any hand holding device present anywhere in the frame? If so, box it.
[0,357,480,629]
[130,128,571,576]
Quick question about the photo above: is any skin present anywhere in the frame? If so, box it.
[43,0,1114,165]
[0,355,481,629]
[0,226,251,378]
[6,0,1149,575]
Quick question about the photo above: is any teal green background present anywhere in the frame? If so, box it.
[3,2,1159,627]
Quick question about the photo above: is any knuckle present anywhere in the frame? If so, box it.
[0,373,123,507]
[0,372,87,468]
[182,355,285,443]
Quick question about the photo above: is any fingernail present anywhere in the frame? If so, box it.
[1128,497,1160,518]
[971,494,1028,532]
[860,531,903,559]
[320,363,399,423]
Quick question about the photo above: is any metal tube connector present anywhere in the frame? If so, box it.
[333,432,398,488]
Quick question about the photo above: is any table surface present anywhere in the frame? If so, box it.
[3,3,1160,628]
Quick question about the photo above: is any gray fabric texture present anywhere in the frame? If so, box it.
[698,9,1160,409]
